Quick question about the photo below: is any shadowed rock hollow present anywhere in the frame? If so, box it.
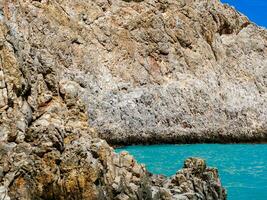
[0,0,266,199]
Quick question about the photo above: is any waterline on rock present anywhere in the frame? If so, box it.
[116,144,267,200]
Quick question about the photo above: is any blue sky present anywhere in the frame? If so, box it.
[221,0,267,28]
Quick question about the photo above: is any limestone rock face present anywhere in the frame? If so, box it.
[0,0,265,199]
[7,0,265,145]
[67,0,267,144]
[1,0,265,145]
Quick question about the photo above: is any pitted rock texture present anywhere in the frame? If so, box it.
[0,0,265,199]
[1,0,266,145]
[0,1,226,199]
[84,0,266,144]
[152,158,225,200]
[2,0,264,145]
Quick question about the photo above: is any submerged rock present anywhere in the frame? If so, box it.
[0,0,265,199]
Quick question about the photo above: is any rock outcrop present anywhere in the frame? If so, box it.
[90,0,266,144]
[0,0,265,146]
[0,0,266,199]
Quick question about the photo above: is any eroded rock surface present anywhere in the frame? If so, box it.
[0,0,265,145]
[0,0,265,199]
[70,0,267,144]
[8,0,266,145]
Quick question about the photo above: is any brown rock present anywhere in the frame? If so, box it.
[1,0,266,199]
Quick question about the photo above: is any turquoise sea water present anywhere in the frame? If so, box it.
[116,144,267,200]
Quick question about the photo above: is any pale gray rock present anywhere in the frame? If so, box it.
[53,0,267,144]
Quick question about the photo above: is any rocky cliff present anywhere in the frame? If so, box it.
[0,0,266,199]
[62,0,267,145]
[1,0,265,145]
